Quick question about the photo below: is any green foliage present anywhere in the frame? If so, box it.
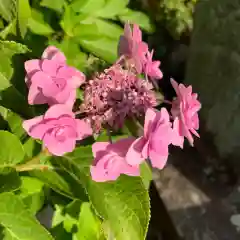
[152,0,197,39]
[0,0,154,239]
[0,192,53,239]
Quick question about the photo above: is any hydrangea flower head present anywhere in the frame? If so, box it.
[91,138,140,182]
[23,104,92,156]
[170,79,201,146]
[25,46,85,108]
[81,64,157,132]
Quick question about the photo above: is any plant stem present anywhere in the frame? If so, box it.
[15,148,51,172]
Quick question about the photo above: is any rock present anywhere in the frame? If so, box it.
[186,0,240,162]
[153,147,240,240]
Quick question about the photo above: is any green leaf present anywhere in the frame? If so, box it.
[30,169,74,199]
[55,148,150,240]
[23,138,42,159]
[0,192,54,239]
[18,0,31,38]
[0,130,24,166]
[73,22,99,38]
[119,9,154,33]
[96,0,129,18]
[79,37,118,63]
[70,0,105,14]
[75,202,101,240]
[93,19,122,40]
[140,162,152,189]
[0,19,17,39]
[0,167,21,193]
[6,112,25,139]
[41,0,65,12]
[18,176,45,214]
[0,0,16,22]
[28,9,54,35]
[0,40,28,91]
[0,41,32,118]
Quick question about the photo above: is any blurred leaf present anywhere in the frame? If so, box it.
[70,0,105,14]
[60,6,74,36]
[54,147,150,240]
[28,9,54,35]
[119,9,154,32]
[18,176,45,214]
[0,130,25,165]
[93,19,122,40]
[50,223,72,240]
[0,192,54,239]
[41,0,65,12]
[0,19,17,39]
[73,22,99,38]
[18,0,31,38]
[0,19,3,29]
[0,0,16,22]
[96,0,129,18]
[79,37,117,63]
[0,167,21,193]
[75,202,101,240]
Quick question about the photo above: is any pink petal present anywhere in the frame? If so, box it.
[43,131,76,156]
[124,23,132,40]
[57,66,85,88]
[41,59,59,76]
[44,104,74,119]
[76,119,92,140]
[29,123,51,140]
[62,90,76,109]
[190,128,200,138]
[121,163,140,177]
[133,24,142,42]
[125,137,145,166]
[42,46,66,64]
[90,165,120,182]
[170,78,180,96]
[159,108,170,124]
[109,137,136,157]
[25,60,41,74]
[28,83,47,105]
[118,36,130,57]
[53,86,71,105]
[30,71,60,98]
[172,118,184,148]
[149,149,168,169]
[23,116,44,136]
[141,140,149,159]
[92,142,109,158]
[144,108,156,138]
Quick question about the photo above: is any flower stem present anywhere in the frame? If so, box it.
[15,148,51,172]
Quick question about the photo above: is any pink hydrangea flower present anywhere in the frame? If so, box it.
[23,104,92,156]
[25,46,85,108]
[90,138,140,182]
[126,108,183,169]
[143,50,163,80]
[170,79,201,146]
[118,23,148,73]
[81,64,157,132]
